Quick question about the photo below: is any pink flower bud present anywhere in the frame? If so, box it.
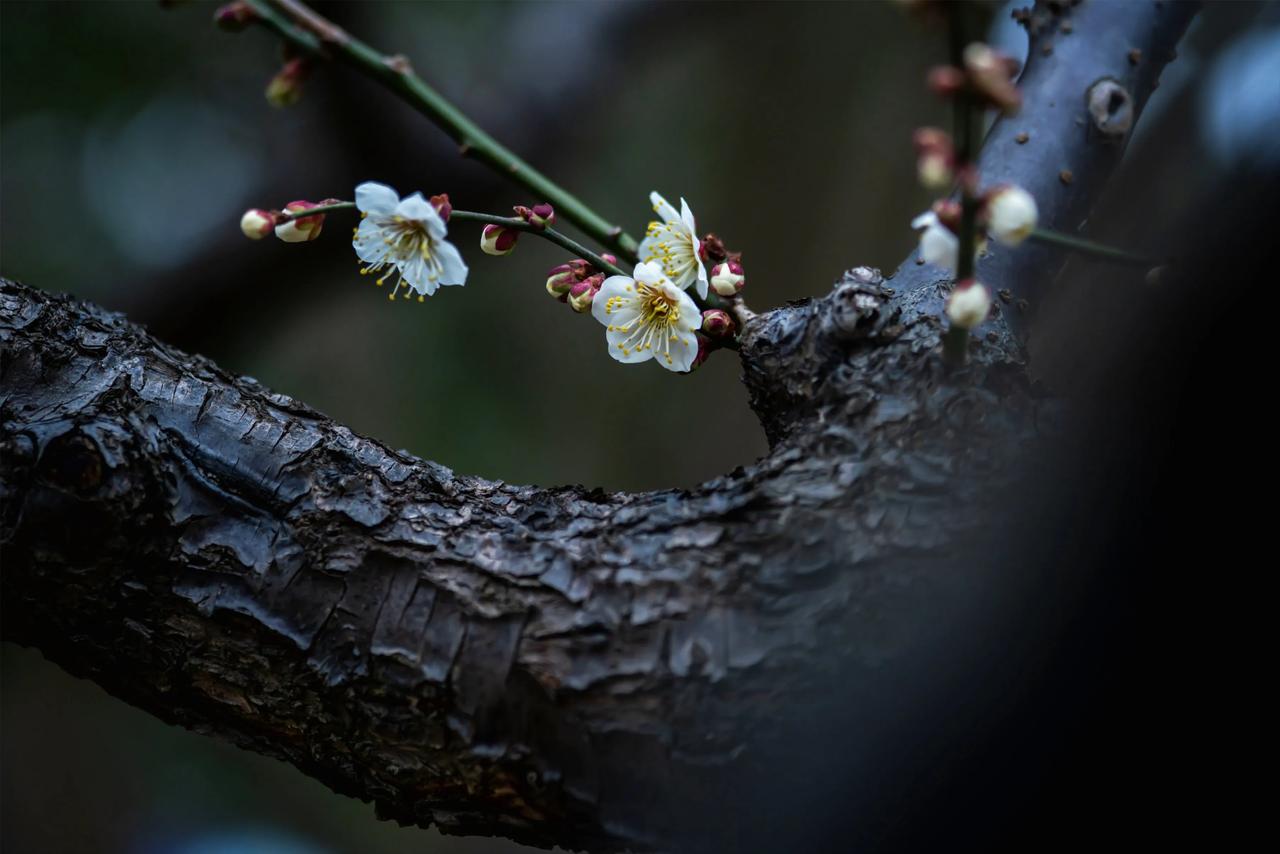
[699,233,728,265]
[710,260,745,297]
[913,127,955,190]
[601,253,618,266]
[529,203,556,229]
[430,193,452,221]
[480,223,519,256]
[929,199,963,233]
[701,309,735,338]
[546,264,577,300]
[240,208,276,240]
[963,43,1022,115]
[274,201,324,242]
[265,58,311,108]
[689,334,714,371]
[927,65,966,98]
[213,1,256,31]
[513,204,555,230]
[567,274,603,313]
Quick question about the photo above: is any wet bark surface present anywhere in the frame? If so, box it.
[0,2,1197,851]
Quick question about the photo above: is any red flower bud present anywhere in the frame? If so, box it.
[430,193,452,222]
[701,309,735,338]
[265,58,311,108]
[567,274,603,313]
[213,1,256,31]
[480,224,519,256]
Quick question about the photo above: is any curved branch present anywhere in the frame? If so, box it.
[0,272,1034,851]
[0,2,1195,850]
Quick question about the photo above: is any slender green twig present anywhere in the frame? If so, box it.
[240,0,639,261]
[276,201,355,219]
[275,201,626,276]
[451,212,628,277]
[1028,228,1152,267]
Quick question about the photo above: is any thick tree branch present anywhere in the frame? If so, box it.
[890,0,1198,338]
[0,2,1193,851]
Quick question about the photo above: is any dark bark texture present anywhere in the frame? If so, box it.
[0,2,1196,851]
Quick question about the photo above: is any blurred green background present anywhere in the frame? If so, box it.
[2,1,1275,852]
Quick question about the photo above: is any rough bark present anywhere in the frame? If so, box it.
[0,2,1196,851]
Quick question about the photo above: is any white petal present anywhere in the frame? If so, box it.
[395,192,435,222]
[592,276,639,326]
[399,256,434,295]
[660,330,699,373]
[356,182,399,215]
[679,197,697,234]
[632,261,665,286]
[637,232,666,266]
[605,327,654,363]
[693,255,709,300]
[274,220,310,243]
[352,220,390,263]
[649,191,680,224]
[920,223,959,272]
[433,239,468,286]
[911,210,938,231]
[672,287,702,331]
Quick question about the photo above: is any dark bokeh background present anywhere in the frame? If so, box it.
[3,1,1277,852]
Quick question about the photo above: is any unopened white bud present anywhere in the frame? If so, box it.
[945,280,992,330]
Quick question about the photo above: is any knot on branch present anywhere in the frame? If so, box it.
[739,268,904,446]
[1087,78,1134,139]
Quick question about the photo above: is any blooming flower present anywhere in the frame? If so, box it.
[639,192,709,299]
[352,181,468,300]
[984,184,1038,246]
[591,261,702,372]
[946,279,992,329]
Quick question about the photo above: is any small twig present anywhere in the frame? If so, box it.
[1027,228,1152,267]
[276,201,626,276]
[276,200,355,219]
[242,0,639,261]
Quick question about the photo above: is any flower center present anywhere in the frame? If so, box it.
[641,286,679,326]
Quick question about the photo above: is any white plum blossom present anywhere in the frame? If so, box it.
[986,184,1038,246]
[639,192,709,299]
[946,281,992,330]
[352,181,468,301]
[591,261,702,372]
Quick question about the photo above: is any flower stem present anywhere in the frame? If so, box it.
[277,201,356,219]
[1027,228,1152,267]
[276,201,626,276]
[241,0,640,261]
[450,212,627,277]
